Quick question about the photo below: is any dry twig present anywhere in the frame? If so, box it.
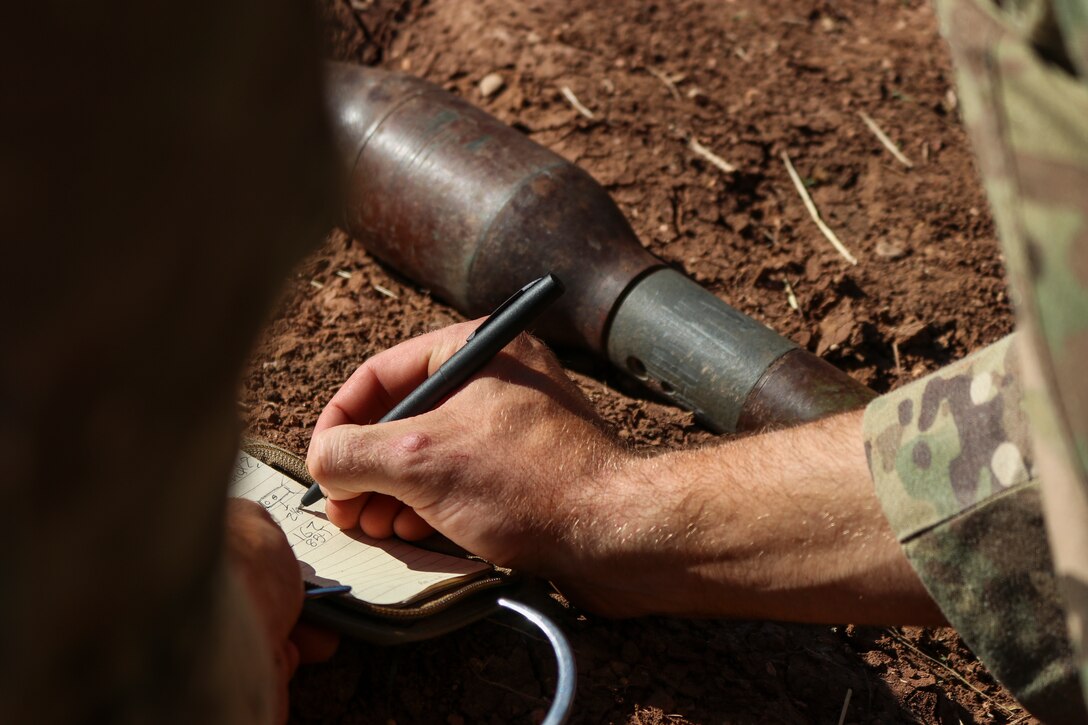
[560,86,595,119]
[783,278,801,313]
[836,688,853,725]
[1007,715,1036,725]
[646,65,682,101]
[372,283,398,299]
[690,137,737,174]
[859,111,914,168]
[473,672,548,704]
[885,629,1019,718]
[781,151,858,265]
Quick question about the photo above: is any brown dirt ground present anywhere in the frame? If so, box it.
[242,0,1034,722]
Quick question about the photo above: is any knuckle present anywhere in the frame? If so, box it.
[392,431,432,455]
[307,428,354,483]
[508,332,540,358]
[384,431,434,474]
[507,332,530,351]
[305,437,330,482]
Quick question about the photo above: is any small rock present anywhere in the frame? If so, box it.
[944,88,959,112]
[875,239,908,259]
[478,73,505,98]
[686,86,709,106]
[894,320,929,344]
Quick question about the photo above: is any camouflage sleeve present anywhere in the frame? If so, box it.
[929,0,1088,720]
[863,334,1087,722]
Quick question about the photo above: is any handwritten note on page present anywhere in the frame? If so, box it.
[230,453,489,606]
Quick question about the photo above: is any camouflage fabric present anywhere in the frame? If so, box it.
[864,0,1088,720]
[864,336,1085,721]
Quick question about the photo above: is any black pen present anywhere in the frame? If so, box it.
[305,585,352,599]
[300,273,564,506]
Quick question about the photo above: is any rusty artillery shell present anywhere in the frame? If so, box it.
[327,63,874,432]
[326,62,660,353]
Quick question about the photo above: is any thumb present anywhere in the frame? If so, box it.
[306,415,449,507]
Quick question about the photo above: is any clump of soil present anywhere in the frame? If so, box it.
[243,0,1030,722]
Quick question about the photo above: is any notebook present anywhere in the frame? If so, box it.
[229,452,490,607]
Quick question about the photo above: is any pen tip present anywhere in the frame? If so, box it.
[300,484,323,507]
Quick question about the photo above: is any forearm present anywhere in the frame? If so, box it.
[569,410,944,624]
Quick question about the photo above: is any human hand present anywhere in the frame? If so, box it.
[305,320,652,610]
[225,499,339,722]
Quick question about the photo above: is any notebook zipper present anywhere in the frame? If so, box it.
[330,574,512,619]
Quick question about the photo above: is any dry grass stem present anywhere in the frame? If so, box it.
[372,283,399,299]
[781,151,858,265]
[859,111,914,168]
[892,340,902,377]
[309,278,325,289]
[560,86,595,119]
[646,65,682,100]
[836,688,853,725]
[784,278,800,312]
[690,138,737,174]
[335,269,353,280]
[885,629,1019,718]
[473,672,548,704]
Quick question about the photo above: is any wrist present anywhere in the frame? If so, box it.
[552,447,727,617]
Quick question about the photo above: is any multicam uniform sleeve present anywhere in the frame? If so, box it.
[864,0,1088,720]
[863,335,1084,722]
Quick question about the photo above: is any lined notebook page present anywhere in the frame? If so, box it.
[230,453,489,606]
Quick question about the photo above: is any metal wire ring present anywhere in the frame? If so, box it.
[496,598,576,724]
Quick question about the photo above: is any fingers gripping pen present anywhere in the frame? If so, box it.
[301,274,564,506]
